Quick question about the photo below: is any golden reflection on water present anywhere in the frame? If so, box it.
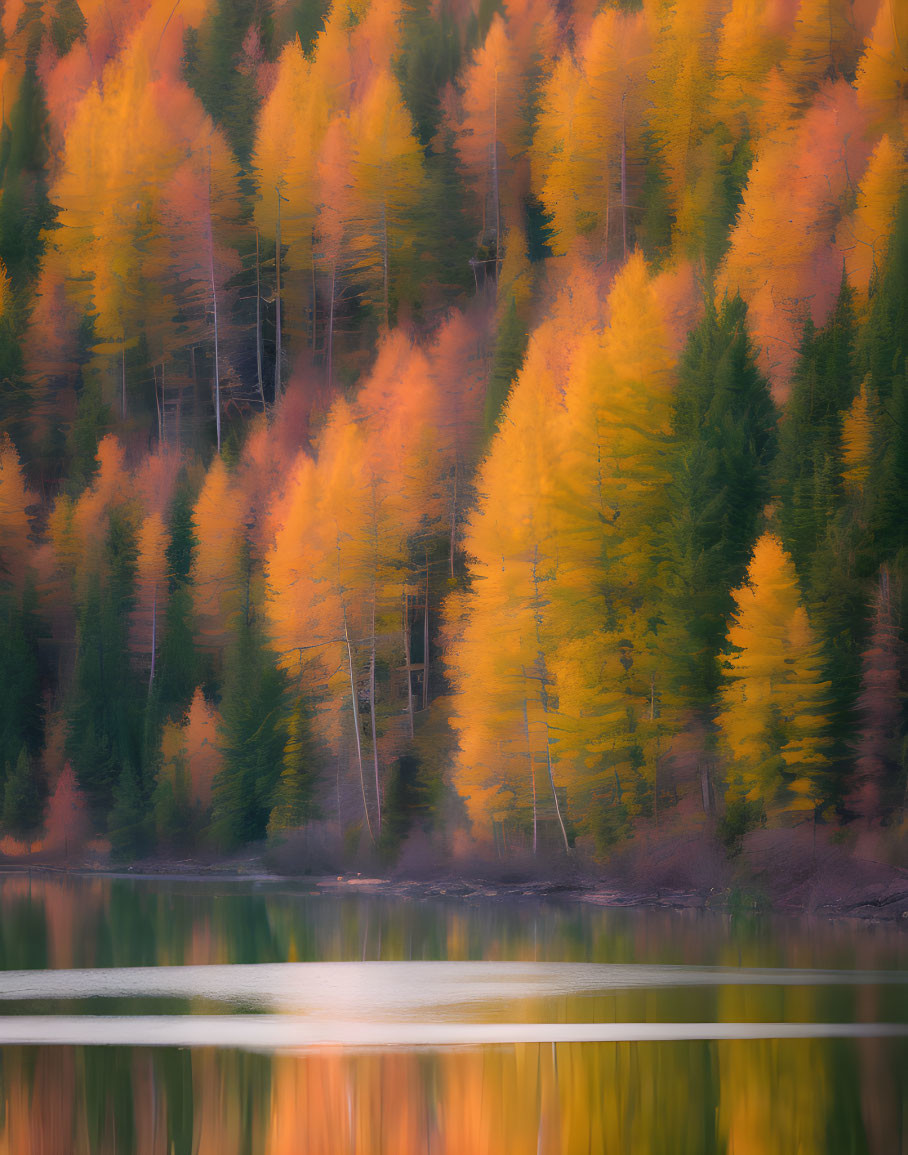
[0,874,904,1154]
[0,1035,903,1154]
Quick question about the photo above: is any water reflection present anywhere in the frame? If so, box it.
[0,874,904,1153]
[0,1036,905,1153]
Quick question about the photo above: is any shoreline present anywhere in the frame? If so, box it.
[2,858,907,924]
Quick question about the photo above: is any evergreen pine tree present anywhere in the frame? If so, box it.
[213,548,287,849]
[665,294,776,708]
[268,695,318,835]
[2,747,42,841]
[108,762,152,860]
[776,275,857,576]
[0,578,44,784]
[183,0,273,168]
[483,295,528,437]
[66,509,145,818]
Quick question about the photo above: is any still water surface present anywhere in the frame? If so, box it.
[0,872,905,1152]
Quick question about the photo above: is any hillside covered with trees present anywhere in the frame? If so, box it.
[0,0,906,870]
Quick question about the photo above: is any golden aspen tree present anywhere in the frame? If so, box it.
[445,331,571,849]
[0,435,34,588]
[346,69,428,328]
[719,81,871,398]
[190,457,246,652]
[579,7,652,257]
[841,377,875,494]
[782,0,861,99]
[316,114,355,388]
[252,37,333,279]
[530,53,594,256]
[854,0,908,133]
[645,0,726,220]
[837,134,908,297]
[710,0,797,138]
[532,7,653,259]
[549,253,678,830]
[717,532,832,815]
[445,263,605,849]
[454,14,522,267]
[159,687,221,813]
[48,9,242,418]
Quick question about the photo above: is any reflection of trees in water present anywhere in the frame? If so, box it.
[0,1035,903,1154]
[0,877,903,1153]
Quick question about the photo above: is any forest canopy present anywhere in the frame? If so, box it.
[0,0,906,866]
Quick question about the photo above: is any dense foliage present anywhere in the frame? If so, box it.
[0,0,905,863]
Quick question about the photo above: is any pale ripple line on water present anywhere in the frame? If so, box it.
[0,1016,905,1051]
[0,961,905,1016]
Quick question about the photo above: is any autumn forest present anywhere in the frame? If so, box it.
[0,0,905,869]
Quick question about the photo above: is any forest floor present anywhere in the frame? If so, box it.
[4,826,908,923]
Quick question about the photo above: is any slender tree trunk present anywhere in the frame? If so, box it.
[175,361,182,446]
[492,73,501,275]
[449,457,458,580]
[311,228,318,353]
[621,90,628,261]
[342,601,375,845]
[604,174,610,259]
[403,588,414,740]
[523,698,537,855]
[121,344,127,421]
[327,262,336,390]
[190,345,200,440]
[531,547,570,853]
[148,585,157,693]
[153,363,162,444]
[369,590,382,835]
[207,157,222,455]
[422,552,430,709]
[380,198,390,330]
[274,187,283,400]
[254,227,265,411]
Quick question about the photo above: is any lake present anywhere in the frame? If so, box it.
[0,872,905,1153]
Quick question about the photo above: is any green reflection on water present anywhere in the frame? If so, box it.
[0,873,904,1153]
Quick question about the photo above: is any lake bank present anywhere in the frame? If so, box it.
[3,832,907,923]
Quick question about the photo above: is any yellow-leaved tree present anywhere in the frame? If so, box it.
[837,134,908,298]
[346,69,429,328]
[717,532,832,817]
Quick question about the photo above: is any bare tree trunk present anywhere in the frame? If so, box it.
[621,91,628,261]
[175,362,182,446]
[342,601,375,845]
[369,590,382,835]
[190,345,199,440]
[274,187,283,400]
[148,585,157,693]
[153,363,162,444]
[604,174,610,259]
[531,547,570,853]
[492,73,501,275]
[311,228,318,353]
[207,156,222,455]
[523,698,537,855]
[327,262,336,390]
[121,344,127,421]
[380,198,390,330]
[422,552,430,709]
[449,457,458,580]
[254,227,265,410]
[403,587,414,740]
